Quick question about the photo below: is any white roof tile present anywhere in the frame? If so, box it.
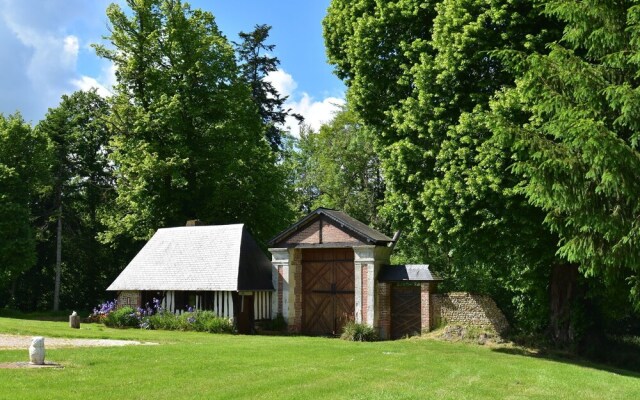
[107,224,245,291]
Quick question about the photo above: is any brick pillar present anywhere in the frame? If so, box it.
[290,249,302,332]
[378,283,391,339]
[421,282,432,333]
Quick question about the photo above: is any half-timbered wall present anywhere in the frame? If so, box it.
[253,291,271,320]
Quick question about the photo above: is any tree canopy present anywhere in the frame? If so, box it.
[95,0,293,243]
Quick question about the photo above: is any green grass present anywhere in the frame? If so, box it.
[1,317,639,399]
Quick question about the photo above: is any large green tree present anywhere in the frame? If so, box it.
[95,0,292,244]
[0,113,50,307]
[29,90,117,311]
[293,105,384,226]
[324,0,561,332]
[492,0,640,311]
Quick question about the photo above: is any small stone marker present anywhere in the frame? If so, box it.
[29,337,45,365]
[69,310,80,329]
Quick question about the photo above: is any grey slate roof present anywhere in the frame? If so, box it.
[107,224,273,292]
[377,264,443,282]
[268,207,394,246]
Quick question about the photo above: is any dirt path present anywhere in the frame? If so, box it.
[0,334,155,349]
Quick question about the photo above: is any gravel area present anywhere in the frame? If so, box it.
[0,334,155,349]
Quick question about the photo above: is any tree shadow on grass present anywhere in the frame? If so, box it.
[0,309,73,322]
[491,339,640,379]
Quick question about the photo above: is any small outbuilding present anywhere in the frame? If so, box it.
[268,207,442,339]
[107,222,273,333]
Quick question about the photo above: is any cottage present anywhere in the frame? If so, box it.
[107,222,273,333]
[268,207,442,339]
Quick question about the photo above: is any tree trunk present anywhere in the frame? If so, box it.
[548,263,579,346]
[53,204,62,311]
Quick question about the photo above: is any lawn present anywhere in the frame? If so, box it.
[0,317,639,399]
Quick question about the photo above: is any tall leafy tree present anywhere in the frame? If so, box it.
[0,113,50,307]
[492,0,640,310]
[31,90,115,311]
[294,105,384,226]
[324,0,562,333]
[95,0,293,244]
[235,24,302,152]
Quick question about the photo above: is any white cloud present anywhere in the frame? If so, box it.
[71,62,117,97]
[0,0,111,122]
[285,93,345,137]
[71,76,112,98]
[266,69,297,98]
[267,68,345,137]
[63,35,80,61]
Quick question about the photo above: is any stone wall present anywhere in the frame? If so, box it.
[432,292,509,333]
[116,291,141,309]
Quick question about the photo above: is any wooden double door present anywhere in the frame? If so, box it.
[302,248,355,335]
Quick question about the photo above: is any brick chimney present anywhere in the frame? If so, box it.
[186,219,205,226]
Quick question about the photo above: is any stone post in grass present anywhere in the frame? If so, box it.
[69,311,80,329]
[29,337,45,365]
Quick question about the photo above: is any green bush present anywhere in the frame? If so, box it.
[146,311,180,331]
[103,306,140,328]
[145,310,233,333]
[195,311,234,333]
[340,321,378,342]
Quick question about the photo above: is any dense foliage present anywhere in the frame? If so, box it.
[324,0,559,333]
[324,0,640,341]
[292,106,384,226]
[0,113,50,306]
[94,0,293,245]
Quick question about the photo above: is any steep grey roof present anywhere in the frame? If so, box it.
[268,207,393,246]
[107,224,272,291]
[377,264,443,282]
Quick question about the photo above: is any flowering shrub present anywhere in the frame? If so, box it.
[104,306,140,328]
[87,300,117,323]
[90,297,234,334]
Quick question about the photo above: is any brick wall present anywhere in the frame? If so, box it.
[322,222,360,244]
[279,217,362,246]
[282,221,320,245]
[289,249,303,333]
[432,292,509,333]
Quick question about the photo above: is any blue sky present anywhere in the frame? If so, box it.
[0,0,345,133]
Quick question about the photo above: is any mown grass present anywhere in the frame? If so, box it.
[1,317,639,399]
